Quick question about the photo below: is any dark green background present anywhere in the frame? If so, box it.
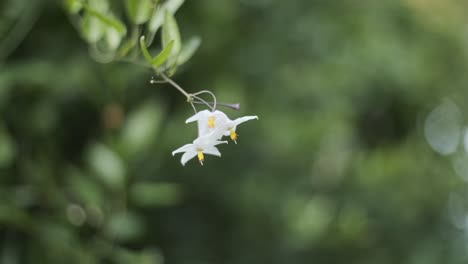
[1,0,468,263]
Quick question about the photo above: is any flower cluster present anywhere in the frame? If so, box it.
[172,110,258,166]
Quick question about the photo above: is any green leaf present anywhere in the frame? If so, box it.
[140,38,174,68]
[80,13,105,43]
[104,14,125,50]
[87,143,126,190]
[64,0,82,14]
[105,211,144,242]
[162,11,181,58]
[148,0,185,33]
[82,4,126,34]
[125,0,154,25]
[121,100,163,155]
[177,36,201,65]
[152,40,174,66]
[165,0,185,13]
[148,6,164,33]
[139,36,153,65]
[105,25,122,50]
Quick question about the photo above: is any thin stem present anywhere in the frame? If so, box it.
[192,90,217,111]
[192,95,215,111]
[189,101,197,114]
[149,79,168,84]
[192,101,240,110]
[159,72,191,99]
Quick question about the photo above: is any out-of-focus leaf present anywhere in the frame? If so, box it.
[139,36,154,65]
[125,0,154,25]
[87,143,126,190]
[130,182,182,207]
[81,13,104,43]
[66,166,103,207]
[121,100,164,155]
[82,4,126,35]
[88,0,109,12]
[162,11,181,59]
[0,203,33,231]
[64,0,82,14]
[105,211,144,242]
[148,6,164,33]
[177,36,201,65]
[104,15,124,50]
[152,40,174,66]
[148,0,184,33]
[165,0,184,13]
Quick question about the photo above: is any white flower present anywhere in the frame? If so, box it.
[218,115,258,143]
[186,110,258,143]
[185,110,229,137]
[172,133,227,166]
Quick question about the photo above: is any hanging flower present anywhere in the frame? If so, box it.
[186,110,258,143]
[218,115,258,143]
[172,133,227,166]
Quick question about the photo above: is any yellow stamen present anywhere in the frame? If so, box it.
[197,150,204,165]
[207,116,215,128]
[230,129,237,144]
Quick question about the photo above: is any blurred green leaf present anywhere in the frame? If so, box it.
[148,5,164,33]
[87,143,126,190]
[148,0,184,33]
[0,203,33,232]
[104,15,124,50]
[130,182,182,207]
[105,211,144,242]
[82,4,126,35]
[121,100,164,156]
[165,0,184,13]
[64,0,82,14]
[177,36,201,66]
[125,0,154,25]
[162,10,181,60]
[88,0,109,11]
[139,36,154,65]
[66,166,104,207]
[80,13,104,43]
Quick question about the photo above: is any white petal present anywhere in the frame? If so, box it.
[233,115,258,127]
[213,110,229,123]
[180,150,197,166]
[211,140,228,146]
[207,127,226,140]
[203,146,222,157]
[185,110,210,123]
[194,132,224,145]
[197,119,211,136]
[172,144,193,156]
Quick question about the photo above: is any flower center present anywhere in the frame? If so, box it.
[229,129,237,144]
[207,116,215,128]
[197,149,204,165]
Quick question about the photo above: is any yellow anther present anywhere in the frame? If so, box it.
[230,129,238,144]
[207,116,215,128]
[197,150,204,165]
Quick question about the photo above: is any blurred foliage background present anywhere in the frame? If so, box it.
[2,0,468,263]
